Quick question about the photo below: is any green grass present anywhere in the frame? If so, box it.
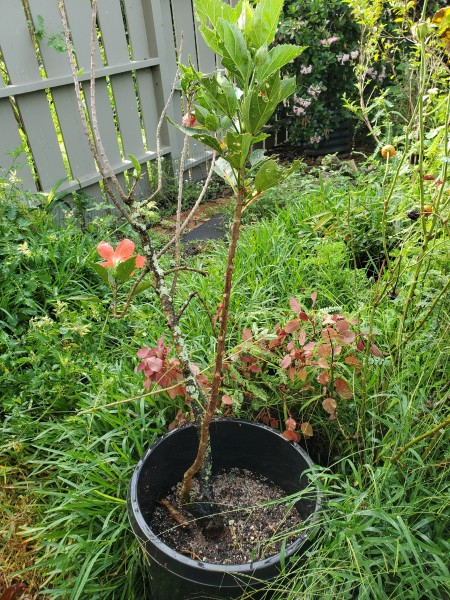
[1,161,449,599]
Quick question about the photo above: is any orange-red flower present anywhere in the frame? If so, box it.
[97,239,145,269]
[182,113,197,127]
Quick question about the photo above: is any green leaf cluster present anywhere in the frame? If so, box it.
[175,0,304,199]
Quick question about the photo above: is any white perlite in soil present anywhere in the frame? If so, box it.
[150,468,303,564]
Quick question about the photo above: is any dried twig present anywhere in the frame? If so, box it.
[157,153,217,257]
[177,291,217,335]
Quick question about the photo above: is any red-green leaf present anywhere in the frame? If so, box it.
[287,367,296,381]
[301,422,313,438]
[317,371,330,385]
[370,344,383,357]
[322,397,337,415]
[318,357,330,369]
[303,341,316,352]
[317,343,332,358]
[321,327,338,342]
[345,356,362,367]
[285,417,297,430]
[339,329,356,345]
[335,320,350,333]
[335,377,353,399]
[281,354,292,369]
[285,319,300,333]
[297,368,307,381]
[289,296,302,314]
[283,429,299,442]
[242,328,253,341]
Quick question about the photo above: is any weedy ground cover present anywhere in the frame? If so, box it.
[1,147,448,598]
[1,0,449,597]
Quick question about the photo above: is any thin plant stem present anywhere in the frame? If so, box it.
[391,414,450,463]
[179,169,245,503]
[157,153,217,258]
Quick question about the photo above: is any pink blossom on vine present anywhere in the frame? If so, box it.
[320,36,339,46]
[307,85,322,99]
[298,97,311,108]
[337,54,350,65]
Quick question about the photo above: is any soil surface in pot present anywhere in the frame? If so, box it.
[150,468,302,564]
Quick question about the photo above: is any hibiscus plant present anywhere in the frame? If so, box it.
[75,0,303,529]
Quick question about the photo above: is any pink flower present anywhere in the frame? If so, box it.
[97,239,146,270]
[337,53,350,65]
[307,84,322,99]
[320,36,339,46]
[182,113,197,127]
[300,64,313,74]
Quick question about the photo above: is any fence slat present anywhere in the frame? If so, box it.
[28,0,100,183]
[144,0,182,157]
[0,1,68,190]
[195,30,216,74]
[170,0,197,68]
[64,0,122,170]
[123,0,160,154]
[0,99,37,190]
[96,0,145,157]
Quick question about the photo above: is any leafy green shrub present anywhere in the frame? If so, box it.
[342,0,450,147]
[274,0,360,146]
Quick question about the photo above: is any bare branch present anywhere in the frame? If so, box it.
[171,134,190,296]
[142,36,185,208]
[112,265,154,319]
[88,0,129,204]
[160,498,190,528]
[177,291,216,335]
[157,153,217,258]
[58,1,135,228]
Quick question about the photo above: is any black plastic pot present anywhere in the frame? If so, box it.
[128,419,320,599]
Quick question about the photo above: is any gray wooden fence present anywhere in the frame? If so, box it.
[0,0,221,205]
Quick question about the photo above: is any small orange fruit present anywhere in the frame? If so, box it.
[381,144,396,158]
[423,205,433,214]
